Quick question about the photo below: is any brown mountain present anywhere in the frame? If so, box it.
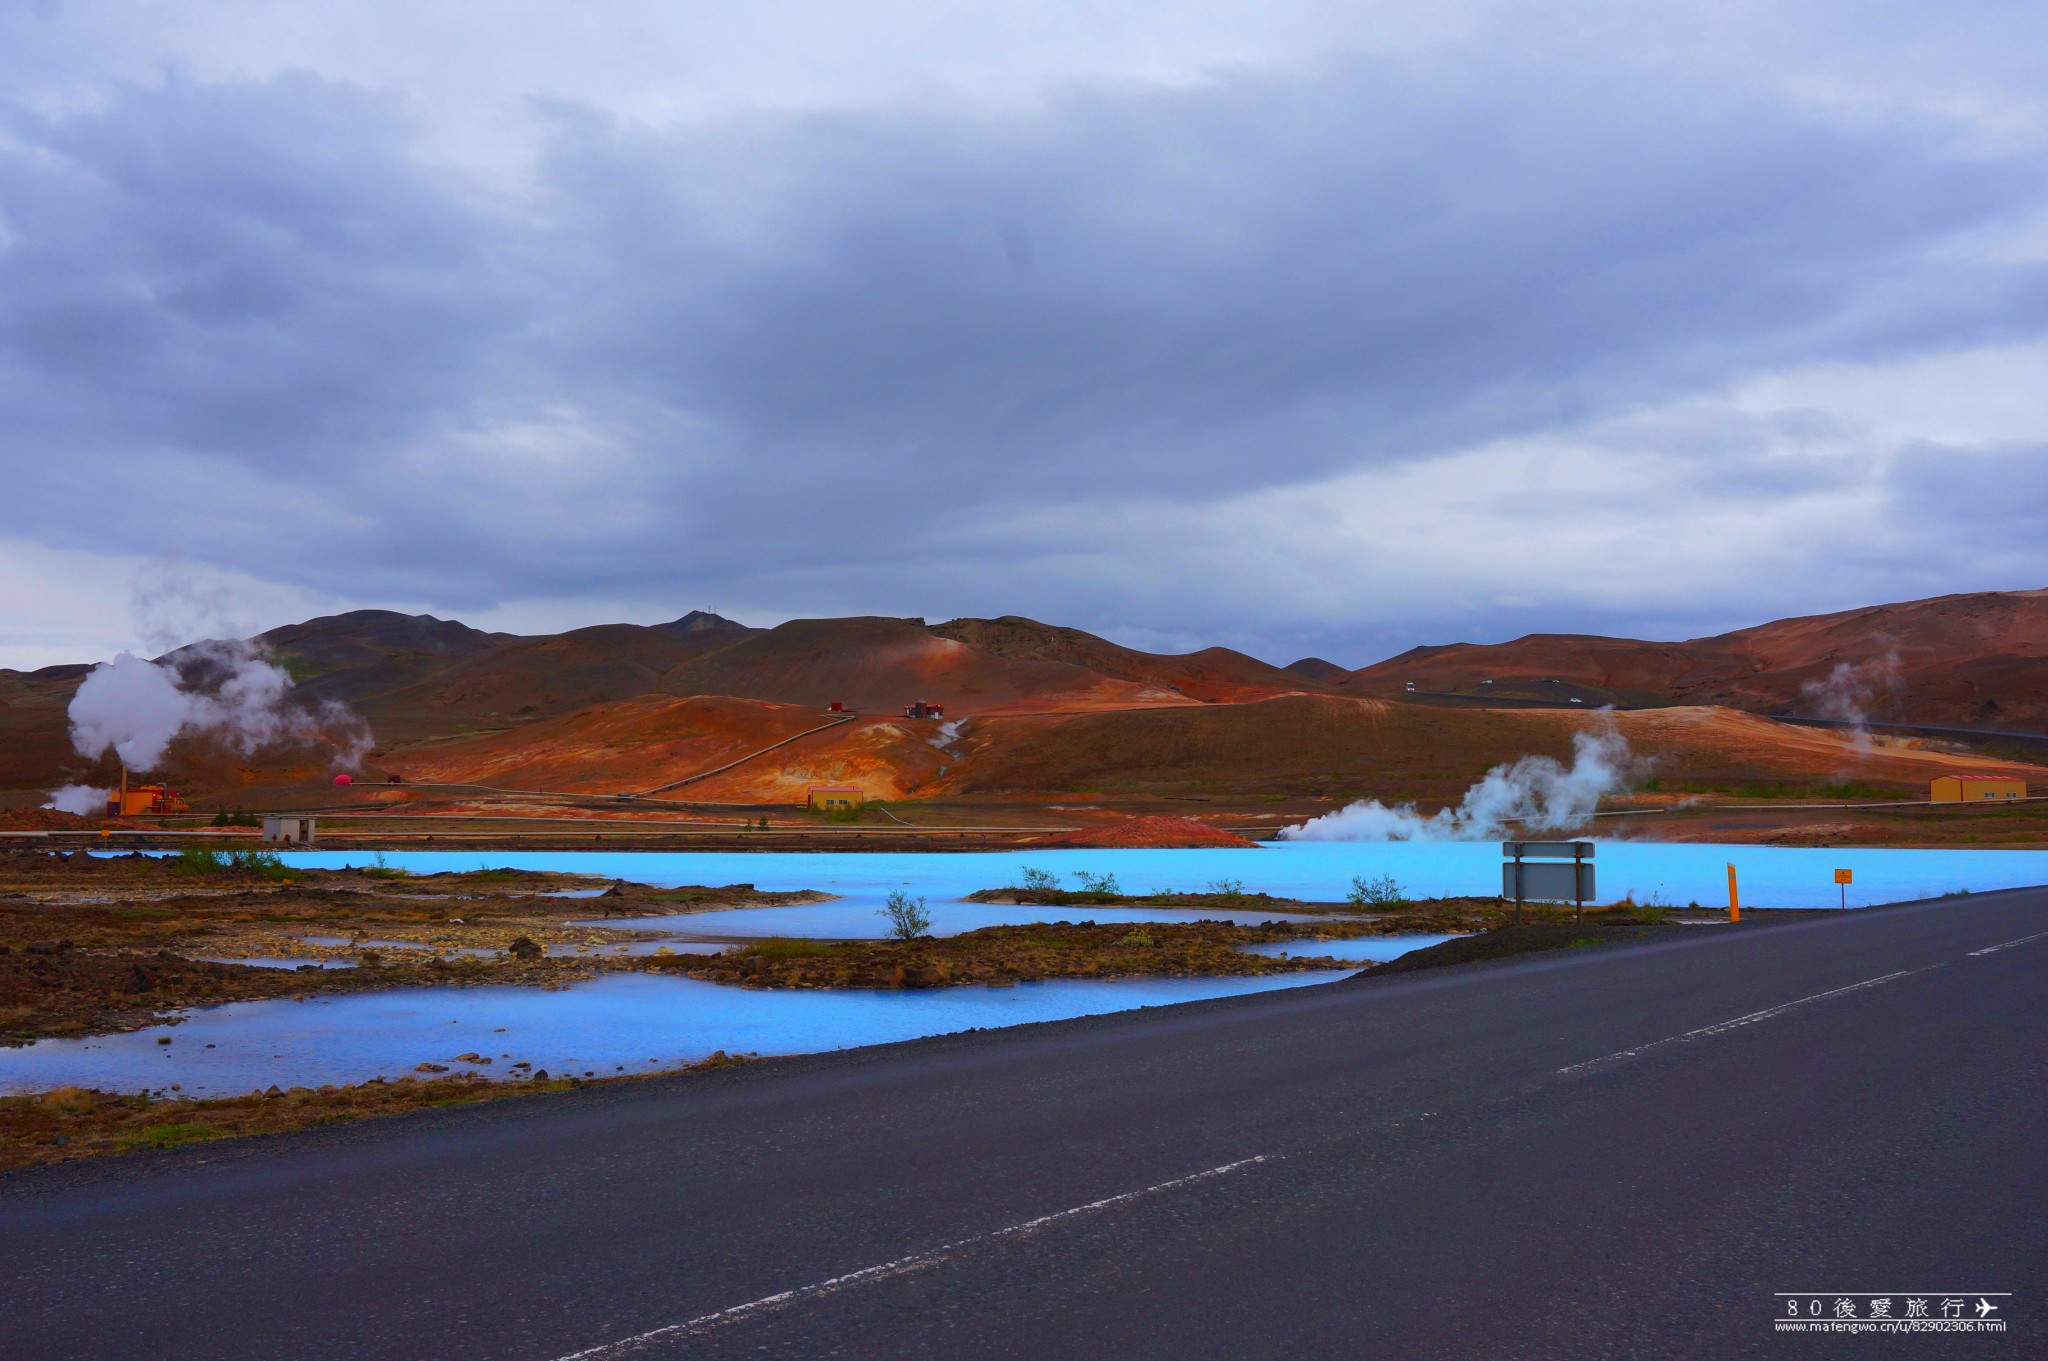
[1346,588,2048,731]
[1283,657,1352,684]
[7,589,2048,803]
[931,616,1334,703]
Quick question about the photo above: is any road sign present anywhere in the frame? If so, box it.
[1502,860,1597,903]
[1502,840,1595,923]
[1834,868,1853,884]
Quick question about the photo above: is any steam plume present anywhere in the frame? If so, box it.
[1799,651,1900,751]
[1282,726,1639,842]
[44,784,111,816]
[53,641,372,780]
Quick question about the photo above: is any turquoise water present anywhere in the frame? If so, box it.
[590,901,1327,939]
[0,970,1340,1098]
[1237,934,1462,963]
[272,842,2048,910]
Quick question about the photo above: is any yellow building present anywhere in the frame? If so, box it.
[1930,774,2027,802]
[106,784,186,817]
[806,785,864,812]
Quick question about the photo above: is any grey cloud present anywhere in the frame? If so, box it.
[2,42,2047,661]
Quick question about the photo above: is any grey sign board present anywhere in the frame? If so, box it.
[1504,861,1596,902]
[1501,841,1594,860]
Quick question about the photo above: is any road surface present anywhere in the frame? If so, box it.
[4,890,2043,1358]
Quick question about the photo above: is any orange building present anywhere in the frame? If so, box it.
[805,785,864,812]
[106,784,186,817]
[1930,774,2027,802]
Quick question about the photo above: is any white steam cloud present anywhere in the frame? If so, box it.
[56,641,372,779]
[1282,726,1640,842]
[43,784,112,816]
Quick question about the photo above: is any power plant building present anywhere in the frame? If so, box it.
[806,785,864,812]
[1929,774,2026,802]
[106,784,184,817]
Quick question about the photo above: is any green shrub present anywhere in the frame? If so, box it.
[1347,874,1407,908]
[1206,877,1246,899]
[1071,871,1121,896]
[118,1122,226,1151]
[1015,866,1061,893]
[879,889,933,940]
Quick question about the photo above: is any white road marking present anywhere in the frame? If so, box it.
[1557,970,1919,1076]
[547,1155,1277,1360]
[1968,930,2048,956]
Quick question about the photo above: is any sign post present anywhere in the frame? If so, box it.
[1834,867,1852,910]
[1574,841,1587,926]
[1727,863,1740,923]
[1512,843,1523,926]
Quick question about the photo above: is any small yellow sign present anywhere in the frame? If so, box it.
[1834,868,1853,884]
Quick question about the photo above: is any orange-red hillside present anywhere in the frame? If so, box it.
[930,695,2046,802]
[1347,587,2048,729]
[399,695,839,794]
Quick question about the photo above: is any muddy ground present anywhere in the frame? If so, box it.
[0,850,827,1043]
[655,918,1424,990]
[0,1051,758,1174]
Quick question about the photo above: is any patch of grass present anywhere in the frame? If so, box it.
[116,1122,227,1151]
[1567,936,1604,948]
[359,852,409,880]
[745,937,835,960]
[172,847,303,881]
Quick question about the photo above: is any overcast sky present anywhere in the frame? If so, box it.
[3,1,2045,669]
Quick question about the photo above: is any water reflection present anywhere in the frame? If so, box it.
[0,970,1343,1098]
[1235,935,1459,963]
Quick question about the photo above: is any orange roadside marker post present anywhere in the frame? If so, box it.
[1727,863,1740,922]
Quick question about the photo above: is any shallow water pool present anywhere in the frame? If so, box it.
[257,842,2048,911]
[0,970,1342,1098]
[1236,934,1462,963]
[589,900,1328,939]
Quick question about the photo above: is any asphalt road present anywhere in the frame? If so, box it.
[5,890,2044,1359]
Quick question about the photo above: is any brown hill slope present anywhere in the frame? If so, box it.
[932,616,1333,702]
[398,694,836,794]
[1348,588,2048,729]
[655,616,1184,715]
[1284,657,1352,683]
[933,694,2045,802]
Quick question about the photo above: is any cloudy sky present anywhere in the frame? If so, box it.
[3,1,2045,669]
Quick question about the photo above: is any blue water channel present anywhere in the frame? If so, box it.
[271,841,2048,912]
[0,971,1343,1099]
[1236,934,1463,963]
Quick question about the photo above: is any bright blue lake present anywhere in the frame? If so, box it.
[272,842,2048,911]
[1237,934,1463,963]
[0,970,1340,1099]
